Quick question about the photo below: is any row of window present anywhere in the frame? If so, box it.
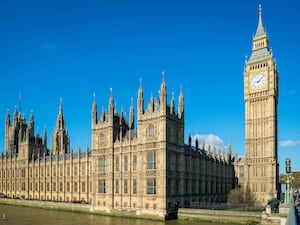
[0,164,91,179]
[97,178,156,195]
[0,181,91,193]
[98,152,156,173]
[249,62,268,70]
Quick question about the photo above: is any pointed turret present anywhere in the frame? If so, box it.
[254,4,266,38]
[6,109,10,126]
[248,4,271,63]
[170,92,175,114]
[129,98,134,129]
[29,110,34,136]
[108,88,114,120]
[52,98,69,155]
[178,84,184,119]
[56,98,65,129]
[159,71,167,113]
[137,79,144,116]
[43,126,47,146]
[92,93,98,126]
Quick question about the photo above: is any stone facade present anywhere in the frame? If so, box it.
[0,77,233,218]
[234,5,279,204]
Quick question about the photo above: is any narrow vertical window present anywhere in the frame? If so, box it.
[124,155,128,172]
[98,157,106,173]
[133,155,137,171]
[115,156,120,172]
[115,180,119,194]
[147,178,156,194]
[98,179,106,193]
[124,179,128,194]
[133,179,137,194]
[148,125,154,137]
[147,152,156,170]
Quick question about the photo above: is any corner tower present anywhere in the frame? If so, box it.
[244,5,279,203]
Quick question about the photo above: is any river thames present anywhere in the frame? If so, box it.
[0,204,238,225]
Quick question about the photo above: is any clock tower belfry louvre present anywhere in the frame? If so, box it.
[243,5,279,203]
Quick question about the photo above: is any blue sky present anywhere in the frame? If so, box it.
[0,0,299,173]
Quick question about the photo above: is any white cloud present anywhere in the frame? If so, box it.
[192,133,223,147]
[280,140,300,148]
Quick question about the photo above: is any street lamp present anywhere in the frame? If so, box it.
[284,158,293,204]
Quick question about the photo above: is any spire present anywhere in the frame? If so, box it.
[56,98,65,129]
[92,93,97,125]
[254,4,266,38]
[138,78,144,116]
[108,87,114,117]
[170,92,175,114]
[6,109,10,125]
[59,97,63,115]
[129,97,134,129]
[178,84,184,119]
[160,70,166,95]
[159,70,167,113]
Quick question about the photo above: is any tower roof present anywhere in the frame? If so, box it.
[254,4,266,38]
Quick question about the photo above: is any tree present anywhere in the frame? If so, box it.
[227,188,244,204]
[227,186,254,205]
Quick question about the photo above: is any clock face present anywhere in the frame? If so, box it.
[250,73,267,90]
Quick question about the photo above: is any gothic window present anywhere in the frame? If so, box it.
[147,152,156,170]
[115,180,119,194]
[74,165,78,176]
[148,125,154,137]
[239,166,244,177]
[124,179,128,194]
[67,182,70,192]
[133,179,137,194]
[82,164,86,176]
[60,165,63,176]
[67,165,70,176]
[60,182,63,192]
[82,182,86,192]
[147,178,156,194]
[74,182,78,192]
[124,155,128,172]
[53,182,56,192]
[99,133,105,145]
[98,157,106,173]
[115,156,120,172]
[133,155,137,171]
[98,179,106,193]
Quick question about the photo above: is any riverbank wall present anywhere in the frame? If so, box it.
[0,198,266,224]
[178,208,263,224]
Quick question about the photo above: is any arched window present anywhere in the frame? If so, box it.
[148,125,154,137]
[99,133,105,145]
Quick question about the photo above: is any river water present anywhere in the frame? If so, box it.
[0,204,236,225]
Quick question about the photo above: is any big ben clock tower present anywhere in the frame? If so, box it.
[244,5,279,203]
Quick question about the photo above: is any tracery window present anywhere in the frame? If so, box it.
[147,152,156,170]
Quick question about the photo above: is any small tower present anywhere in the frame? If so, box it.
[51,98,69,155]
[129,98,134,130]
[137,79,144,117]
[29,110,34,136]
[159,71,167,114]
[108,88,114,123]
[178,85,184,119]
[92,93,98,128]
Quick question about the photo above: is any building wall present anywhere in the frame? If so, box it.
[0,78,234,218]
